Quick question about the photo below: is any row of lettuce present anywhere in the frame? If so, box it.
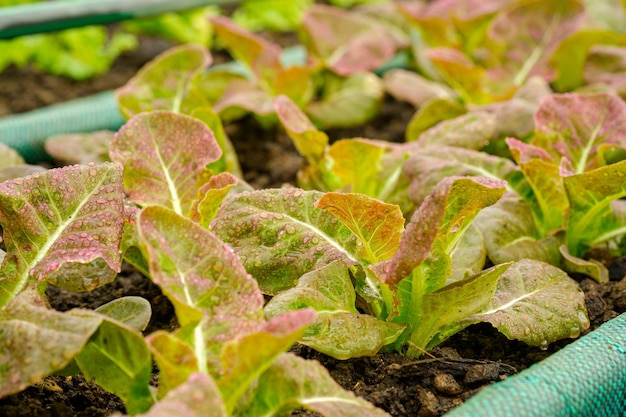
[1,0,626,416]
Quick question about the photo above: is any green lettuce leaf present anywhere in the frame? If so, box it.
[238,353,392,417]
[306,72,385,129]
[217,308,315,412]
[470,258,589,348]
[211,188,359,294]
[563,160,626,256]
[265,261,405,359]
[74,315,154,414]
[506,137,568,234]
[408,263,513,357]
[405,98,467,140]
[551,29,624,92]
[94,296,152,331]
[473,194,562,266]
[145,331,199,399]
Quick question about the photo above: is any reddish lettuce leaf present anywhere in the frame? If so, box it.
[274,94,328,164]
[116,44,240,175]
[584,45,626,98]
[211,16,315,112]
[135,205,315,411]
[274,95,414,214]
[0,143,45,182]
[0,163,125,305]
[45,131,114,165]
[404,146,524,206]
[374,177,506,287]
[124,373,227,417]
[0,292,154,413]
[485,0,585,90]
[136,205,264,340]
[382,69,457,109]
[299,4,404,76]
[0,294,102,397]
[110,111,222,217]
[532,92,626,173]
[414,111,497,148]
[117,44,211,117]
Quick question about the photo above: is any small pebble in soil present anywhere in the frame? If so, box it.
[417,388,441,417]
[433,373,464,395]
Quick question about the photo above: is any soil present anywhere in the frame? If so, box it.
[1,33,626,417]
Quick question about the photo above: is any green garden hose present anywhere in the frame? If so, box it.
[0,90,124,163]
[444,313,626,417]
[0,0,240,39]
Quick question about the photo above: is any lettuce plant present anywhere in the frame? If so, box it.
[211,177,588,359]
[381,0,626,145]
[402,91,626,282]
[0,107,393,415]
[0,160,157,413]
[116,43,241,176]
[0,25,137,80]
[105,109,392,416]
[210,9,392,128]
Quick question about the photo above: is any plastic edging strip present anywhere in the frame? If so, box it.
[444,312,626,417]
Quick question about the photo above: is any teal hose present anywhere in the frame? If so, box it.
[0,0,240,39]
[444,313,626,417]
[0,91,123,163]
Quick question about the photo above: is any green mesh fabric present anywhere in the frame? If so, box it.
[0,90,125,163]
[445,313,626,417]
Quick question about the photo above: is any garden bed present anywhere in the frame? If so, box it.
[1,33,626,417]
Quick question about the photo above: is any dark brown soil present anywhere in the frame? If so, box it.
[1,34,626,417]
